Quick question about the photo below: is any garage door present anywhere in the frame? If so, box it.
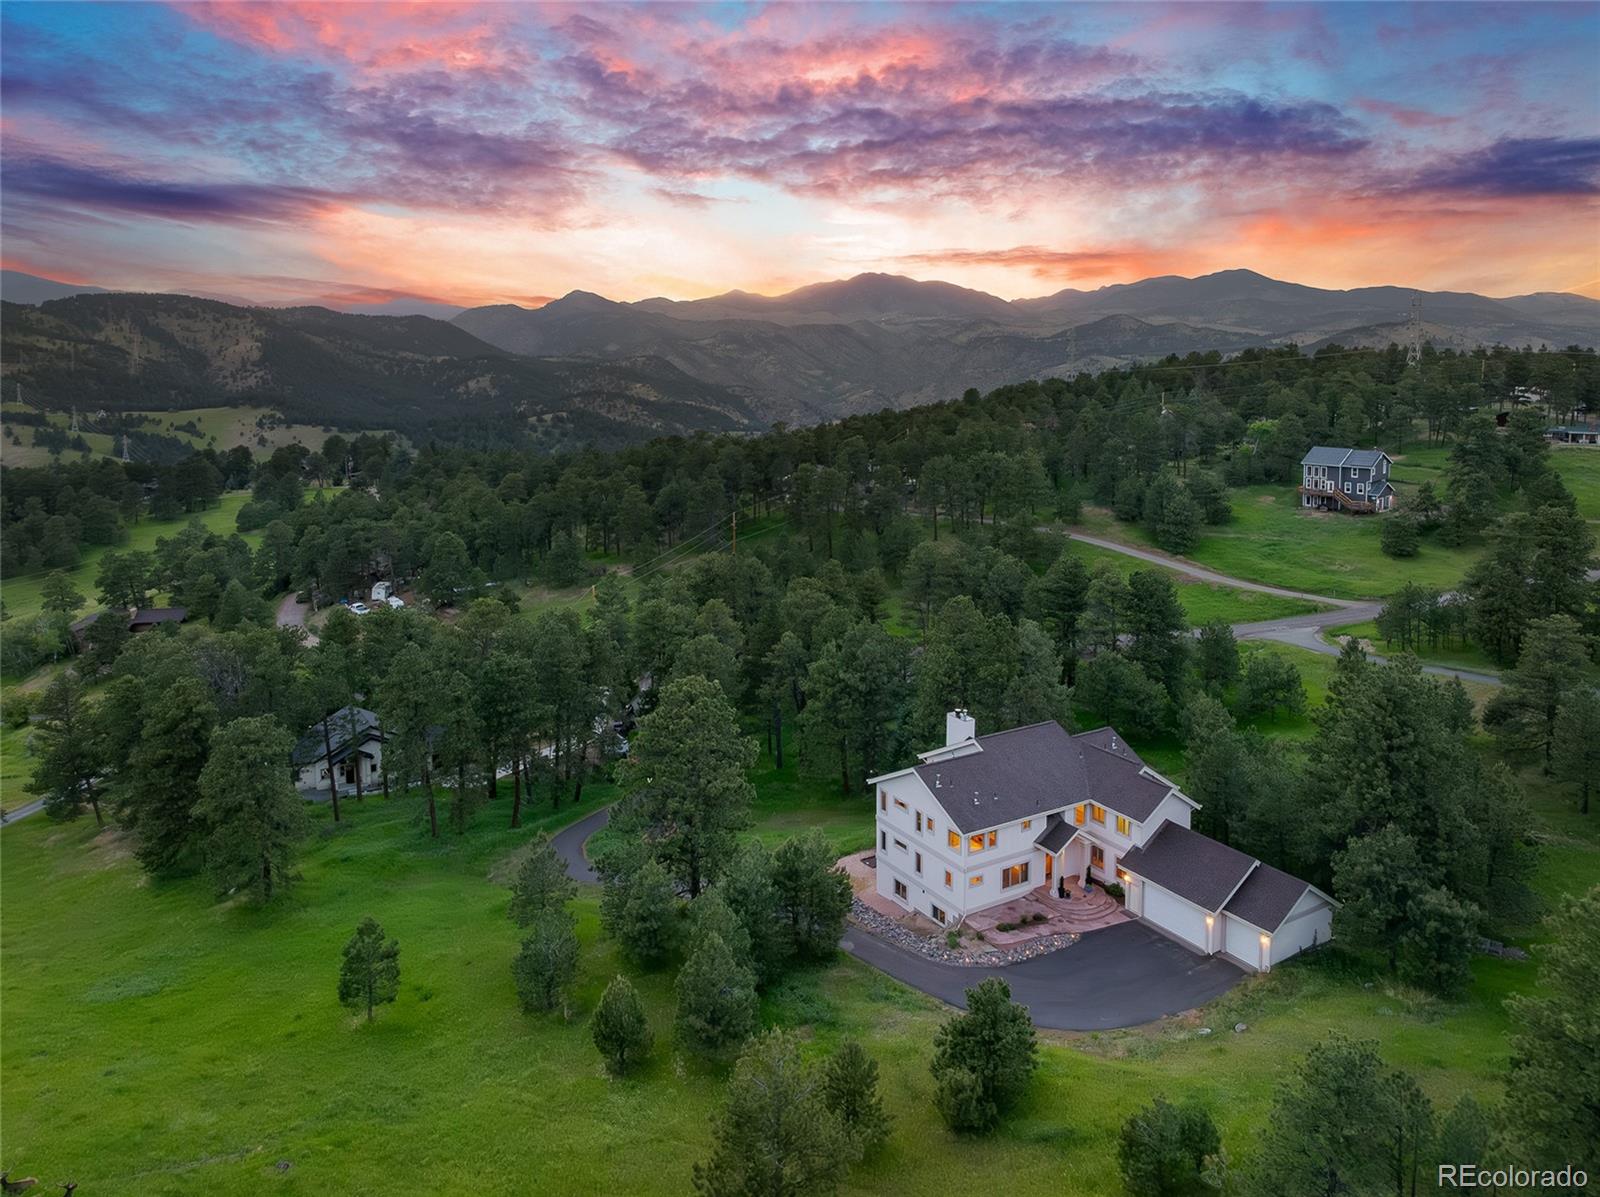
[1141,884,1208,952]
[1224,914,1263,969]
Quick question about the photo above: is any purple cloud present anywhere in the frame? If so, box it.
[1410,136,1600,197]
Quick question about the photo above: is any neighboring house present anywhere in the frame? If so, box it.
[69,606,188,650]
[1545,422,1600,446]
[1298,446,1396,513]
[292,705,386,796]
[867,712,1335,973]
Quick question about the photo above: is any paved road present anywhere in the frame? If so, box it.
[275,592,319,646]
[554,803,1241,1031]
[1064,530,1505,687]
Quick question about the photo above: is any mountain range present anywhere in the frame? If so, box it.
[3,268,1595,442]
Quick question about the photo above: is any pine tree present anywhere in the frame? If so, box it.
[511,908,579,1015]
[675,931,757,1055]
[689,889,753,969]
[692,1029,852,1197]
[930,977,1037,1133]
[119,674,217,873]
[601,856,679,965]
[1483,614,1587,773]
[614,675,755,898]
[1116,1095,1222,1197]
[1195,620,1240,693]
[337,916,400,1023]
[720,838,787,985]
[771,830,852,962]
[1552,688,1600,814]
[507,832,576,926]
[821,1040,891,1157]
[591,974,652,1075]
[27,670,106,826]
[194,716,309,901]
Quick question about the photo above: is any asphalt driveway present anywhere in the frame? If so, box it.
[555,804,1242,1030]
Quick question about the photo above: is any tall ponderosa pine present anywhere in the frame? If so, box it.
[616,675,755,898]
[337,916,400,1023]
[27,670,106,826]
[377,643,442,837]
[119,674,218,873]
[1552,688,1600,814]
[1483,614,1588,774]
[771,830,852,962]
[194,716,309,901]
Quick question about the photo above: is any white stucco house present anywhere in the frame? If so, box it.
[867,711,1335,973]
[292,706,386,796]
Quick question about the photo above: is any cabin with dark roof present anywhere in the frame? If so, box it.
[868,712,1334,973]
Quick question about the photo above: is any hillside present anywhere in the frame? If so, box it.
[0,294,758,448]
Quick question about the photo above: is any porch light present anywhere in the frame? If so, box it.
[1260,933,1271,947]
[1204,914,1214,927]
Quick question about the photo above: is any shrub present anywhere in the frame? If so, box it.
[1105,882,1126,902]
[930,977,1038,1133]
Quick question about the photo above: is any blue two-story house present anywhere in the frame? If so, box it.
[1299,446,1396,513]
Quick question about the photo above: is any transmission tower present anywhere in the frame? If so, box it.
[120,432,131,463]
[1405,294,1423,368]
[70,407,80,433]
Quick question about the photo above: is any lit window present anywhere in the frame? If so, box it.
[987,830,998,848]
[1116,815,1130,835]
[1091,804,1105,824]
[1002,862,1031,889]
[927,817,934,834]
[1021,819,1032,830]
[1074,805,1085,825]
[944,870,953,889]
[1090,845,1105,867]
[948,829,960,851]
[969,874,983,887]
[893,879,908,900]
[969,833,984,853]
[931,905,946,924]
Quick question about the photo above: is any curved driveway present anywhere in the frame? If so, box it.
[554,803,1243,1031]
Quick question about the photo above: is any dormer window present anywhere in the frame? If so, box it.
[1090,804,1105,824]
[1116,815,1130,835]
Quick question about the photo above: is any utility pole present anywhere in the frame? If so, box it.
[1405,293,1423,368]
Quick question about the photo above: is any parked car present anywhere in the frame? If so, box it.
[349,601,372,616]
[385,595,405,609]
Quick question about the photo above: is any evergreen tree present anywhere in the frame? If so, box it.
[194,716,309,901]
[689,889,754,970]
[1331,825,1424,975]
[1552,688,1600,814]
[1025,547,1090,682]
[770,830,852,962]
[119,674,217,873]
[930,977,1037,1133]
[39,571,86,619]
[1125,569,1190,701]
[337,916,400,1023]
[1248,1034,1394,1197]
[821,1040,891,1157]
[1505,887,1600,1174]
[1236,651,1306,722]
[507,832,577,926]
[1483,614,1588,773]
[675,931,758,1055]
[720,838,787,985]
[1072,653,1167,739]
[692,1029,852,1197]
[512,908,580,1015]
[591,974,653,1075]
[1195,620,1239,693]
[1380,514,1420,558]
[615,675,755,898]
[27,670,106,826]
[600,855,679,966]
[1397,885,1478,997]
[1117,1095,1223,1197]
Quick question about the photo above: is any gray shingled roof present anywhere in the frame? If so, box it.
[910,721,1177,834]
[1034,813,1079,853]
[1118,822,1256,912]
[1300,446,1389,469]
[1223,862,1315,932]
[292,706,383,767]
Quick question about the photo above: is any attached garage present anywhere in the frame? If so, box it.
[1223,913,1266,970]
[1141,884,1210,951]
[1222,861,1336,972]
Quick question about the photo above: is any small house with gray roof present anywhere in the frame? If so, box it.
[868,711,1334,973]
[1299,446,1395,513]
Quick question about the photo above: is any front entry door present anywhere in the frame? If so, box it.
[1044,854,1053,883]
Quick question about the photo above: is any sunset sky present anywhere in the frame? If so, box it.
[2,1,1597,310]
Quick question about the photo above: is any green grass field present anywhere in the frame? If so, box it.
[1328,619,1502,674]
[1060,538,1327,624]
[6,717,1586,1197]
[2,492,256,626]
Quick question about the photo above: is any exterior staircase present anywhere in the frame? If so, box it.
[1298,485,1375,513]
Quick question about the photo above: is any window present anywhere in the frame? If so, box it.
[879,791,886,811]
[969,833,984,852]
[948,829,961,851]
[1001,862,1031,889]
[1090,804,1105,824]
[893,798,908,812]
[969,830,997,852]
[1116,815,1130,835]
[969,874,983,888]
[893,879,908,900]
[927,817,934,834]
[944,869,953,889]
[1074,804,1085,825]
[1021,819,1032,830]
[1090,845,1105,868]
[893,838,907,853]
[915,852,922,875]
[931,905,947,924]
[880,831,887,850]
[915,811,922,832]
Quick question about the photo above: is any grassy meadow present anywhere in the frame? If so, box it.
[5,710,1589,1197]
